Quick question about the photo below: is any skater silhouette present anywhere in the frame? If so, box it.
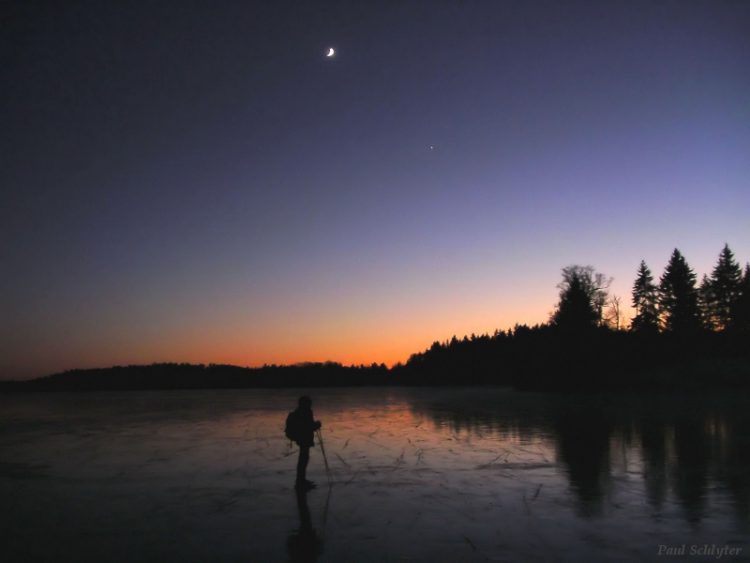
[286,396,322,490]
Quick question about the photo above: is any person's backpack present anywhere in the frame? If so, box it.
[285,410,301,444]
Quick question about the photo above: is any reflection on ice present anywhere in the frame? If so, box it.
[0,388,748,562]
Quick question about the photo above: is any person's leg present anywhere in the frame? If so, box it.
[296,446,310,484]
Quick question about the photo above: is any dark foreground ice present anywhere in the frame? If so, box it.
[1,387,748,562]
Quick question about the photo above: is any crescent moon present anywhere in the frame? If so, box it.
[326,47,335,57]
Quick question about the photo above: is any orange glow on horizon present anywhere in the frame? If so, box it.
[15,300,554,379]
[5,282,639,380]
[140,295,555,369]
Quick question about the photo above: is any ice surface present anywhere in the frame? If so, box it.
[1,388,748,562]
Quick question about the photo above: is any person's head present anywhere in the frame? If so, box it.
[298,395,312,410]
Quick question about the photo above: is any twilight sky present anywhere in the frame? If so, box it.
[2,1,749,379]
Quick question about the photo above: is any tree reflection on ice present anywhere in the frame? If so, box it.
[0,388,747,562]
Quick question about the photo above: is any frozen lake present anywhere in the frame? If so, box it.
[1,387,748,562]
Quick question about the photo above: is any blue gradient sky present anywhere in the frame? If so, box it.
[2,1,749,378]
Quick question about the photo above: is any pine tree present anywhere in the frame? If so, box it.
[631,260,659,333]
[730,264,750,334]
[706,244,742,331]
[698,274,714,330]
[659,249,700,333]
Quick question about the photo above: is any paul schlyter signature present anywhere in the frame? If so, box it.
[658,544,744,558]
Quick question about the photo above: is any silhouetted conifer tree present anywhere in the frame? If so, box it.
[631,260,659,333]
[659,249,700,333]
[730,264,750,334]
[552,265,610,331]
[705,244,743,331]
[698,274,714,330]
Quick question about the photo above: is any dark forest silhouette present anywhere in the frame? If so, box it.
[404,244,749,390]
[3,245,749,392]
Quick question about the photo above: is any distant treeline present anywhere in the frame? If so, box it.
[400,324,749,390]
[3,245,748,392]
[0,362,392,392]
[402,244,750,389]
